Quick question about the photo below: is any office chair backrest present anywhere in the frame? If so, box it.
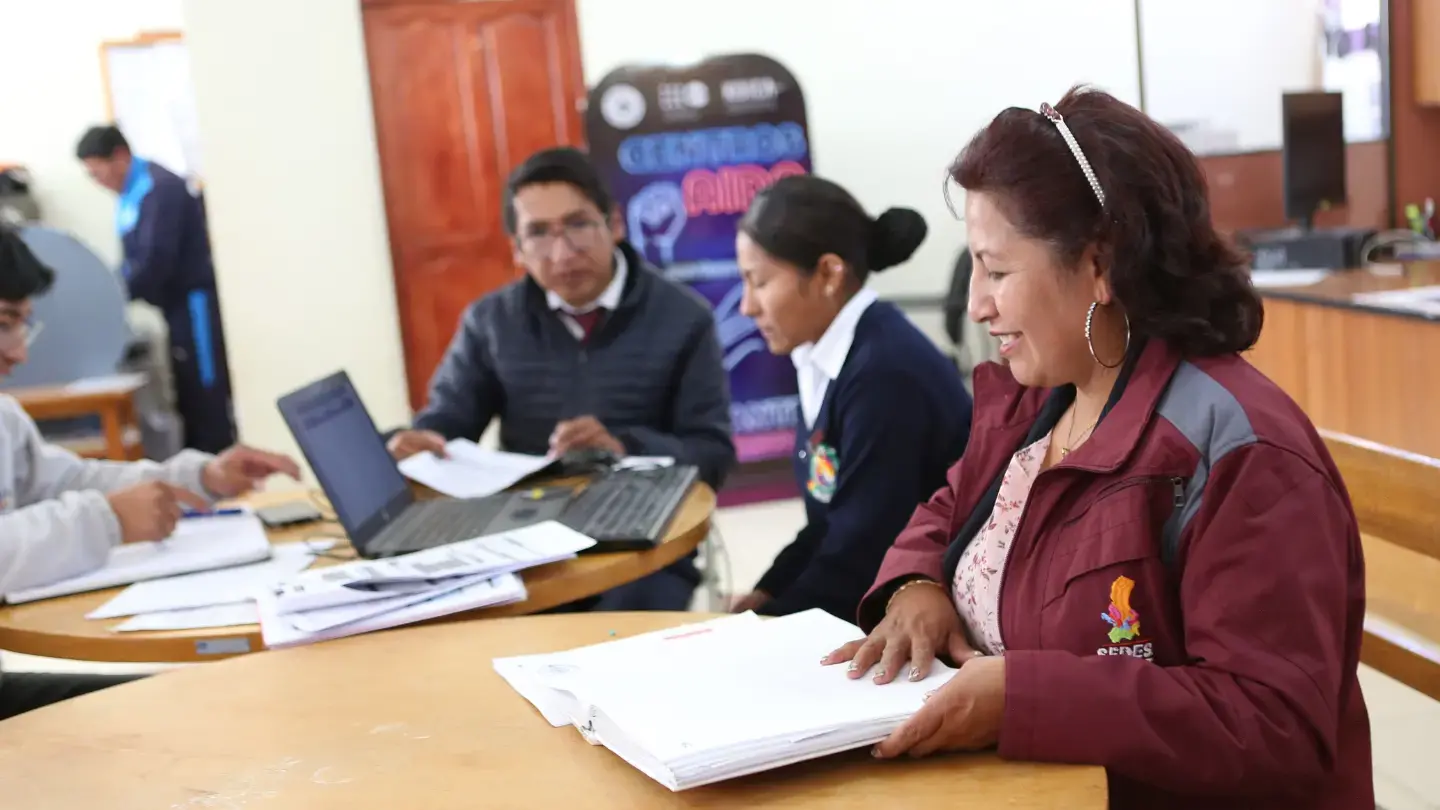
[944,246,972,346]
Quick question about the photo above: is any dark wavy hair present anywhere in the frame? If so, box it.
[950,85,1262,356]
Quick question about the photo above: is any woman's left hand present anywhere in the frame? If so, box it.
[872,655,1006,759]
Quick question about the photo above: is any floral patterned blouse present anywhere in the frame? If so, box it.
[952,432,1052,656]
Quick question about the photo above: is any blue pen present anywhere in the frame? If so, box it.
[181,508,246,519]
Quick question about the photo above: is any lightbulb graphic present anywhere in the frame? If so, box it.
[627,182,688,266]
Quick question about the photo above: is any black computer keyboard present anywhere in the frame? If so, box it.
[561,465,699,549]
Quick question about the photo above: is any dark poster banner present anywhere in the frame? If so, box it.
[586,54,811,463]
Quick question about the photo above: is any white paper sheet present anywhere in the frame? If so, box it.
[268,521,593,614]
[1249,269,1331,288]
[63,372,148,394]
[1352,284,1440,317]
[258,573,526,649]
[112,602,259,632]
[5,511,273,604]
[493,609,955,792]
[396,439,556,498]
[493,613,765,727]
[87,541,330,619]
[285,573,481,633]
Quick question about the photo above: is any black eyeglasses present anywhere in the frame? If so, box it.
[518,219,605,258]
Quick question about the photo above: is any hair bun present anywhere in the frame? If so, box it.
[866,208,928,273]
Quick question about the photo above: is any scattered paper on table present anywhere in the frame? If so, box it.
[88,541,329,620]
[5,510,272,604]
[268,521,593,614]
[397,439,555,499]
[113,602,259,632]
[258,573,526,649]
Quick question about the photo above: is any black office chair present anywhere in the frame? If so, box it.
[944,245,972,348]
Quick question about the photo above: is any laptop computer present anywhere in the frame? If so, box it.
[276,371,574,558]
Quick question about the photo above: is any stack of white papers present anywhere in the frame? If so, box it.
[86,541,328,632]
[494,609,956,791]
[5,510,273,604]
[257,521,595,648]
[396,439,556,498]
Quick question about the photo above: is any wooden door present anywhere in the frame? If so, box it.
[362,0,586,410]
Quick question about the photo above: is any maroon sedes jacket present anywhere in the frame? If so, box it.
[859,339,1372,809]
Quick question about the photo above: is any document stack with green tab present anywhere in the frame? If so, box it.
[493,609,956,790]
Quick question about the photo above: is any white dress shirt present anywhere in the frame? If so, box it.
[790,288,878,429]
[547,248,628,340]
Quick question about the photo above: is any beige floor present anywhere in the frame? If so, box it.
[5,497,1438,807]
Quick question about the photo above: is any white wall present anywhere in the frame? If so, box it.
[0,0,184,266]
[578,0,1142,298]
[181,0,408,468]
[1140,0,1322,155]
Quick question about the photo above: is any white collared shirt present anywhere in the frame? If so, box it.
[547,248,628,340]
[791,288,878,429]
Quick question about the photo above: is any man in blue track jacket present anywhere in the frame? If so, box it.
[77,125,235,453]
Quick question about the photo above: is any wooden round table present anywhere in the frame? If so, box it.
[0,484,715,663]
[0,612,1106,809]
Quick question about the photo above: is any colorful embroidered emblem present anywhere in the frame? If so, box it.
[1101,575,1141,643]
[806,443,838,503]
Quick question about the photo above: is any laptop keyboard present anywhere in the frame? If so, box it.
[561,466,697,546]
[373,499,506,554]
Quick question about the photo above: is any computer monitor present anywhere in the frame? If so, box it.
[1281,92,1347,230]
[276,371,415,549]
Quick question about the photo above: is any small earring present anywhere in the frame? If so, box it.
[1085,301,1131,369]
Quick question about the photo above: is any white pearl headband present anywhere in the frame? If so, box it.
[1039,102,1106,208]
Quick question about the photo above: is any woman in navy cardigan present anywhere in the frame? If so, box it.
[729,175,973,620]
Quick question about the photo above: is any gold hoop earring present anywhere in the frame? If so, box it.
[1085,301,1130,369]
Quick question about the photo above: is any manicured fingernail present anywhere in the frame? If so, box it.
[924,689,937,702]
[909,667,921,681]
[871,748,881,758]
[872,669,886,682]
[847,662,858,672]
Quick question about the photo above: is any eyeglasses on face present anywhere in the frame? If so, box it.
[0,318,42,350]
[518,218,605,258]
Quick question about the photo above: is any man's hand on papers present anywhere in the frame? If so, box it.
[387,430,449,461]
[108,481,211,543]
[871,655,1004,759]
[203,445,302,498]
[550,416,625,457]
[822,581,981,684]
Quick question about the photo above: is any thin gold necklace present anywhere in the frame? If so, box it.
[1061,403,1099,458]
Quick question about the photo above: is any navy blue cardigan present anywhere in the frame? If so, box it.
[755,301,972,619]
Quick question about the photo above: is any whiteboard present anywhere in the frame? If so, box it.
[102,38,203,181]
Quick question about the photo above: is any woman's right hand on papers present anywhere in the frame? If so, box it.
[386,429,448,461]
[821,581,980,684]
[107,481,211,543]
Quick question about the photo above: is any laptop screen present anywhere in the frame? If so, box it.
[277,372,412,544]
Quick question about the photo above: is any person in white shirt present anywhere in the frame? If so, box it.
[0,224,299,719]
[728,175,973,620]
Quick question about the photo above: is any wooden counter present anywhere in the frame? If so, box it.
[1246,261,1440,458]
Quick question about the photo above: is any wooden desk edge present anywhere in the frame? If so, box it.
[0,485,715,663]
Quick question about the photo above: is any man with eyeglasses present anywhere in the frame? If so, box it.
[0,225,300,719]
[387,147,736,611]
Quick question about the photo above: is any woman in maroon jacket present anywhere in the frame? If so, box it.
[826,87,1372,809]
